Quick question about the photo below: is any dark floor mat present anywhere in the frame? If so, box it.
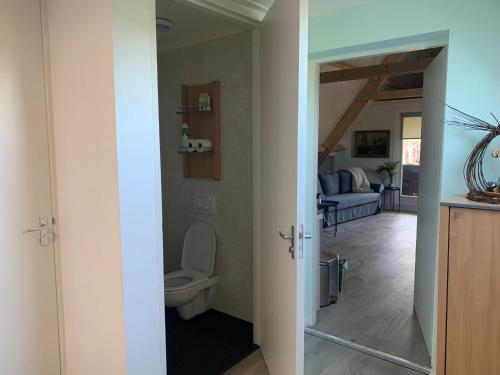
[166,307,258,375]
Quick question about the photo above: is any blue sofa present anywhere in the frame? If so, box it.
[318,171,384,226]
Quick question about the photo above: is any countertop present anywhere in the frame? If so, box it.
[441,195,500,211]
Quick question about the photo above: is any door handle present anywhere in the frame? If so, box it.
[279,231,293,240]
[24,226,46,233]
[298,225,313,260]
[279,225,295,259]
[23,217,50,247]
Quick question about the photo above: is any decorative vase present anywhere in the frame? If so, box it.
[388,176,395,188]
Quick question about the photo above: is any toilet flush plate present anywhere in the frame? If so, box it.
[193,192,216,215]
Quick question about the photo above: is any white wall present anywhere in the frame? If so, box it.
[112,0,166,373]
[318,76,365,144]
[308,3,498,362]
[333,99,422,209]
[46,0,165,373]
[333,99,423,181]
[46,1,126,373]
[158,31,254,322]
[309,1,500,202]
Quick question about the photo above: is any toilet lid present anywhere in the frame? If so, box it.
[181,222,216,276]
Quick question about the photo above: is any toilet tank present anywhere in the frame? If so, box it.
[181,222,217,276]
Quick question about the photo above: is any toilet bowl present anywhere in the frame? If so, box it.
[164,222,219,320]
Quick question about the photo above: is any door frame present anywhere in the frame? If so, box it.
[399,111,423,213]
[40,1,66,373]
[171,1,270,347]
[41,0,168,372]
[166,0,265,345]
[251,27,262,344]
[307,31,449,369]
[39,0,302,370]
[3,1,65,373]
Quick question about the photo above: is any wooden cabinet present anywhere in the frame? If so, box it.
[438,200,500,375]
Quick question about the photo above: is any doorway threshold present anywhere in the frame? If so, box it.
[305,327,431,375]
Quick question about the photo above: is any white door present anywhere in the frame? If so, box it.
[0,1,61,374]
[258,0,309,373]
[414,47,448,355]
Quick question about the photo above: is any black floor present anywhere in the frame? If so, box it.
[166,307,258,375]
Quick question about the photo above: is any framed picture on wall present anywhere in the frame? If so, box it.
[353,130,390,158]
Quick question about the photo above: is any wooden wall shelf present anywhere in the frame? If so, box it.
[180,81,221,180]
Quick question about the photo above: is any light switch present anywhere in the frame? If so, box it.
[193,192,216,215]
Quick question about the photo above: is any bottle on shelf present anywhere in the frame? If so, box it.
[181,122,189,148]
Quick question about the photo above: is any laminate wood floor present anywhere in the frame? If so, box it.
[304,334,423,375]
[224,350,270,375]
[313,212,431,366]
[226,334,423,375]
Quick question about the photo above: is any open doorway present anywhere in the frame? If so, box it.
[305,46,447,374]
[155,2,259,373]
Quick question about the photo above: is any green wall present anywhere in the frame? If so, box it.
[309,0,500,199]
[308,0,500,365]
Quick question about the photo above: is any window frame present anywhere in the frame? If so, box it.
[400,112,423,197]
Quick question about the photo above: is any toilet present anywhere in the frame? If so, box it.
[164,222,219,320]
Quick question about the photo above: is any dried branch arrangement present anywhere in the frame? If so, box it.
[447,105,500,204]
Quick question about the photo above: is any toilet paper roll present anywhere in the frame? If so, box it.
[196,139,212,152]
[186,139,198,153]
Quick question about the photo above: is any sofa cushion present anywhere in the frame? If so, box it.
[318,173,339,195]
[338,170,353,193]
[324,192,380,210]
[370,183,384,194]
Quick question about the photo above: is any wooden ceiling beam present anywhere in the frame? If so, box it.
[328,61,355,70]
[357,87,423,101]
[320,57,434,84]
[318,53,406,164]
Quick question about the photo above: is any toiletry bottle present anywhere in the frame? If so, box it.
[199,93,211,112]
[181,123,189,148]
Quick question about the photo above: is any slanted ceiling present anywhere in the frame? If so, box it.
[318,47,442,164]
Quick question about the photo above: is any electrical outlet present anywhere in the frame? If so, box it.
[193,192,216,215]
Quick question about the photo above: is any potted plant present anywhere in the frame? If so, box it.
[376,161,400,187]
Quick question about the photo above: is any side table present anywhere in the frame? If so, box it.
[318,200,340,236]
[382,186,401,212]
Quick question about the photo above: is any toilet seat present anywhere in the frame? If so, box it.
[164,269,208,292]
[163,222,218,319]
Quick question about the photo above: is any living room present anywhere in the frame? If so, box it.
[307,47,446,374]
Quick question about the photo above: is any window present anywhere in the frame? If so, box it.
[401,114,422,197]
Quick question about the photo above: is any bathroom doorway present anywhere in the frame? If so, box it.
[156,1,258,373]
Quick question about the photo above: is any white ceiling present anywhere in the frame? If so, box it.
[232,0,274,12]
[228,0,380,18]
[309,0,378,17]
[156,0,252,52]
[155,0,378,52]
[228,0,379,19]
